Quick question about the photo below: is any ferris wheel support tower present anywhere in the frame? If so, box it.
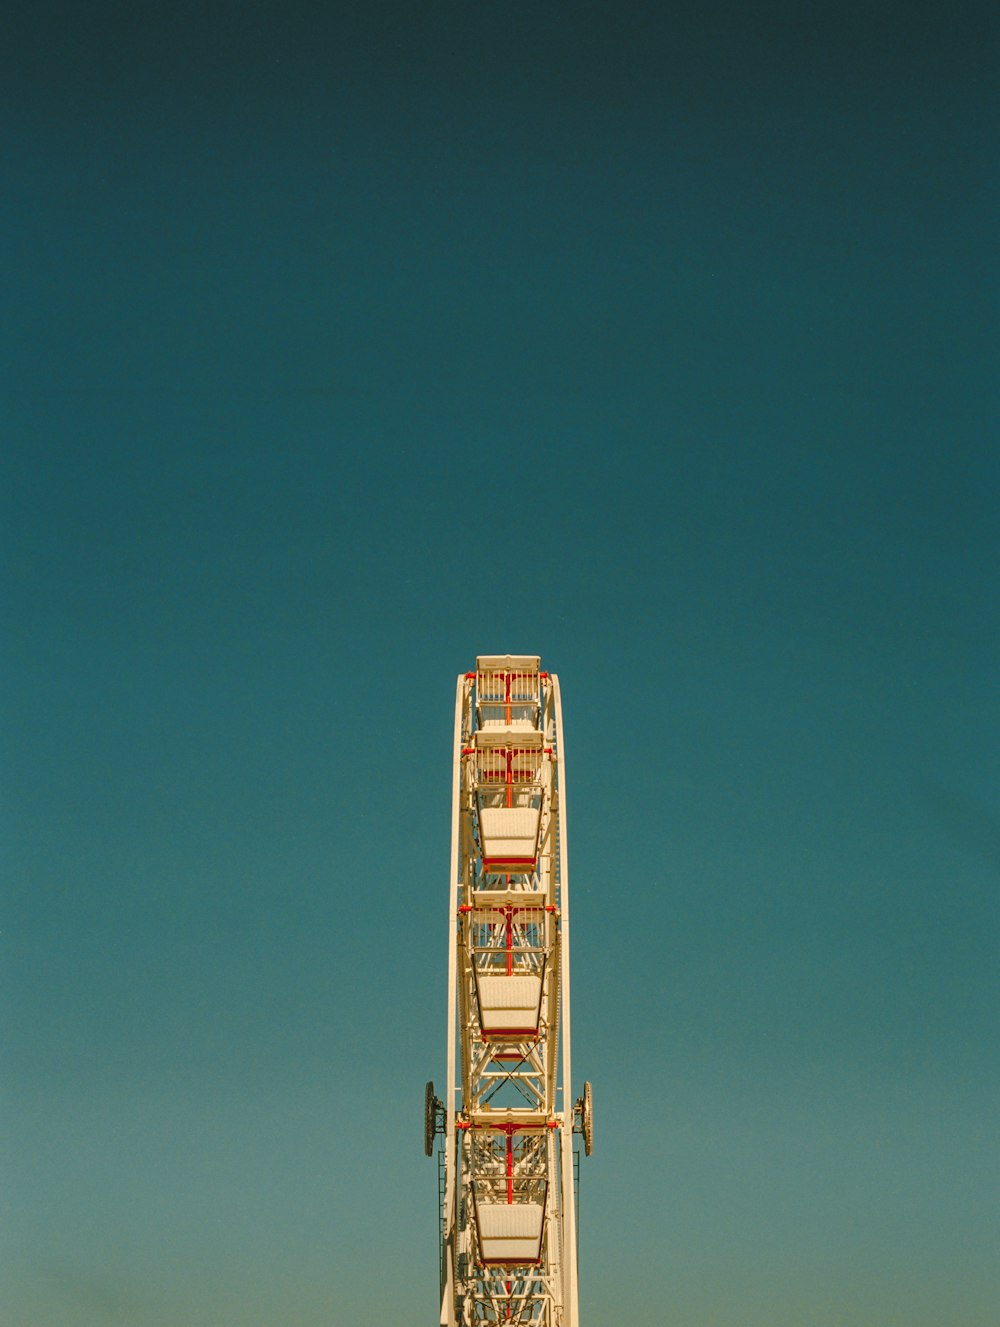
[427,656,592,1327]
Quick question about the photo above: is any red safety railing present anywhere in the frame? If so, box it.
[469,905,548,977]
[476,664,541,730]
[475,743,544,807]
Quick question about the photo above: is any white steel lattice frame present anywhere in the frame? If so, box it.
[438,659,581,1327]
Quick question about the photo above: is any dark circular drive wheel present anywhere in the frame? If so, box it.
[424,1080,437,1157]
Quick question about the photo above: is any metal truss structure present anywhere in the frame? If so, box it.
[426,656,592,1327]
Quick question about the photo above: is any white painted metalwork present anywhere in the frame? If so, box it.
[427,656,591,1327]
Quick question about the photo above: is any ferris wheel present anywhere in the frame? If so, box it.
[425,656,592,1327]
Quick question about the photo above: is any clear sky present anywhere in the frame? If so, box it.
[3,3,998,1325]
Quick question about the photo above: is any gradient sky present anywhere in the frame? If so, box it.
[3,3,998,1325]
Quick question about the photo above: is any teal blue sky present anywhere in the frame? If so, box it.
[3,3,998,1324]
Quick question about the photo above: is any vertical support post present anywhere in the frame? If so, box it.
[442,674,465,1327]
[552,674,579,1327]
